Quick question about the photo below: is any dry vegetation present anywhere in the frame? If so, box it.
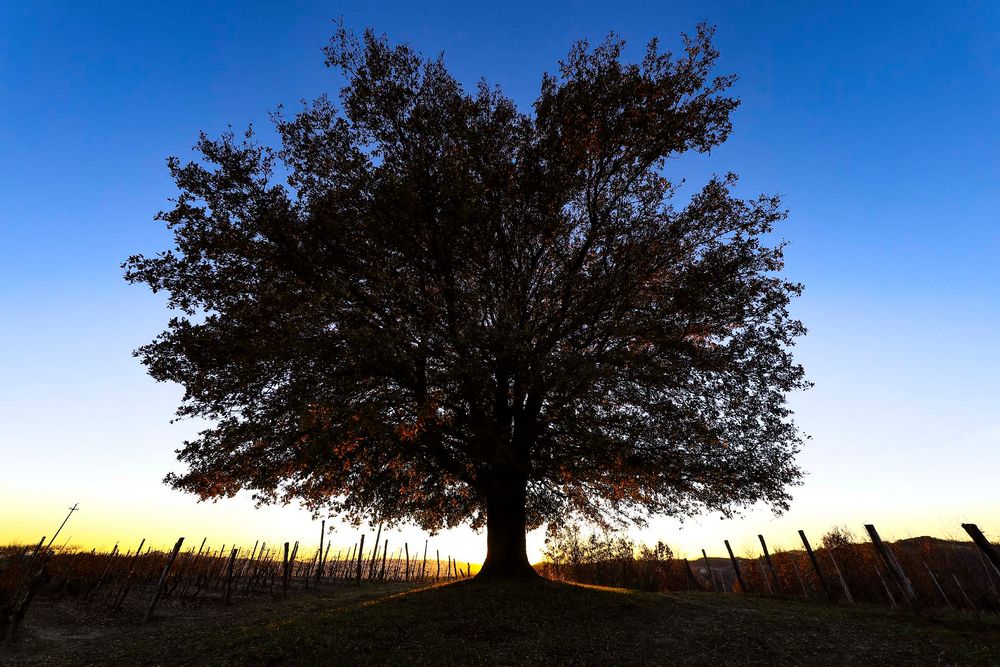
[539,523,1000,613]
[0,530,467,649]
[5,579,1000,665]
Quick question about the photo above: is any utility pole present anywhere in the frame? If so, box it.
[45,503,79,551]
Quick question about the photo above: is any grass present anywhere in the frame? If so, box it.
[9,578,1000,665]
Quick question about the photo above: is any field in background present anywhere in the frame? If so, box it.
[540,522,1000,615]
[0,525,469,650]
[5,520,1000,663]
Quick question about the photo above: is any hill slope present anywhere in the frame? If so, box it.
[9,579,1000,665]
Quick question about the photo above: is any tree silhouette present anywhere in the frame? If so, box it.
[125,24,807,578]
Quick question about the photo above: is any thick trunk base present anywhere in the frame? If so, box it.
[474,479,539,581]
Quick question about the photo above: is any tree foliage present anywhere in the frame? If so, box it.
[125,24,807,543]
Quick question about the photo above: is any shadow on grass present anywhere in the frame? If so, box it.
[20,578,1000,666]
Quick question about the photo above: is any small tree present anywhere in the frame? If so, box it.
[125,24,807,578]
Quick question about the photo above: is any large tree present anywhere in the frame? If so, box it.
[125,24,807,578]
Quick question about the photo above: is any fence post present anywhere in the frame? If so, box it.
[758,534,783,595]
[962,523,1000,579]
[316,520,325,583]
[356,534,366,583]
[224,548,238,606]
[112,538,146,611]
[864,524,919,608]
[798,530,832,602]
[282,542,290,598]
[143,537,184,623]
[405,543,410,581]
[724,540,747,592]
[368,524,382,579]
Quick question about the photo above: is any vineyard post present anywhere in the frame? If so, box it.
[421,540,428,581]
[179,537,207,599]
[283,543,290,598]
[723,540,747,592]
[798,530,832,602]
[864,524,919,608]
[316,520,325,583]
[44,503,79,551]
[111,538,146,611]
[322,542,332,581]
[758,535,784,596]
[368,524,382,579]
[85,542,118,600]
[701,549,717,592]
[404,543,410,581]
[143,536,184,623]
[4,554,51,648]
[356,534,366,583]
[380,540,389,580]
[224,548,238,606]
[436,549,441,582]
[961,523,1000,579]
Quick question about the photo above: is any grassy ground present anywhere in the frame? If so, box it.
[7,578,1000,665]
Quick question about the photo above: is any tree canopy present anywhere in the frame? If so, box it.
[125,23,808,576]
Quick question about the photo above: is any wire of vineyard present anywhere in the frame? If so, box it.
[539,523,1000,614]
[0,530,468,646]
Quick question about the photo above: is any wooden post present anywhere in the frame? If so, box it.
[436,549,441,581]
[143,537,184,623]
[758,534,783,595]
[321,542,332,581]
[404,543,410,581]
[701,549,717,592]
[962,523,1000,579]
[316,520,325,583]
[798,530,832,602]
[368,524,382,579]
[282,542,290,598]
[44,503,79,551]
[224,548,238,606]
[421,540,428,581]
[724,540,747,592]
[112,538,145,611]
[864,524,919,607]
[378,540,389,580]
[356,534,366,583]
[86,542,118,600]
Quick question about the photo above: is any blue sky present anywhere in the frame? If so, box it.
[1,1,997,560]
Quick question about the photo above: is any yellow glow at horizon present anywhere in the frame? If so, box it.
[4,482,996,565]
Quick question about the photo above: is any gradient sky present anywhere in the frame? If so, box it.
[1,1,997,563]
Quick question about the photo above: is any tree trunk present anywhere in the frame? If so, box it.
[476,477,538,579]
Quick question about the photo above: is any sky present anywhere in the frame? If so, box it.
[1,1,997,564]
